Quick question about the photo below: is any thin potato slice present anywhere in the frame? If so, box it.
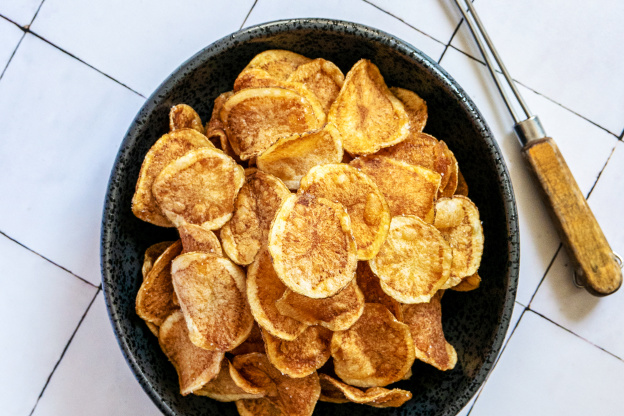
[299,163,390,260]
[194,359,264,401]
[221,169,291,265]
[355,261,402,320]
[205,92,237,156]
[455,168,469,196]
[178,224,222,255]
[451,272,481,292]
[169,104,205,135]
[331,303,415,387]
[275,279,365,331]
[230,323,266,356]
[142,241,175,279]
[132,129,214,227]
[152,147,245,230]
[390,87,427,133]
[328,59,409,155]
[247,249,309,340]
[268,193,358,298]
[350,155,441,222]
[171,253,254,351]
[319,374,412,407]
[221,87,325,160]
[136,240,182,326]
[287,58,345,113]
[234,68,283,91]
[369,216,452,304]
[402,291,457,371]
[262,326,332,378]
[244,49,312,80]
[236,399,282,416]
[256,124,344,190]
[159,310,224,395]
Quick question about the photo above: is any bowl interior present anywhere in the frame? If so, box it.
[101,19,518,416]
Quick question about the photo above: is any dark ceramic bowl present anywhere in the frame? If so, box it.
[101,18,519,416]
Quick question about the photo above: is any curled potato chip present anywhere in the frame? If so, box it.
[169,104,205,135]
[451,272,481,292]
[236,399,282,416]
[158,310,224,395]
[369,216,452,304]
[262,326,332,378]
[230,323,266,356]
[455,168,469,197]
[319,374,412,407]
[299,163,390,260]
[221,87,325,160]
[152,147,245,230]
[268,193,358,298]
[178,224,222,256]
[328,59,409,155]
[390,87,427,133]
[194,359,264,401]
[234,68,283,91]
[171,253,254,351]
[244,49,312,81]
[256,124,344,190]
[275,279,365,331]
[287,58,345,113]
[355,262,403,320]
[402,291,457,371]
[205,92,237,156]
[331,303,415,387]
[221,169,291,265]
[132,129,214,227]
[142,241,175,280]
[350,155,441,222]
[136,240,182,326]
[247,249,309,340]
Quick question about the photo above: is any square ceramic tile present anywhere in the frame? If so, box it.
[31,0,255,96]
[438,47,616,305]
[245,0,446,62]
[469,310,624,415]
[0,0,41,27]
[0,234,97,416]
[451,0,624,135]
[365,0,464,45]
[0,17,23,73]
[0,34,144,286]
[31,293,162,416]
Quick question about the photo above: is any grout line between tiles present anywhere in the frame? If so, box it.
[438,18,463,64]
[28,288,101,416]
[585,144,617,200]
[0,230,98,289]
[0,31,25,81]
[27,0,47,27]
[239,0,258,29]
[527,244,563,307]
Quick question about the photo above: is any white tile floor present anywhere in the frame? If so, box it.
[0,1,622,415]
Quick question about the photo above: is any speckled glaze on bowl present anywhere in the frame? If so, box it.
[101,18,519,416]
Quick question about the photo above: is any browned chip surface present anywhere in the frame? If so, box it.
[178,224,222,255]
[319,374,412,407]
[287,58,345,113]
[262,326,332,378]
[236,399,282,416]
[132,129,213,227]
[275,279,364,331]
[328,59,409,155]
[169,104,205,135]
[158,310,224,395]
[234,68,283,91]
[194,359,263,401]
[451,272,481,292]
[331,303,415,387]
[152,147,245,230]
[230,323,266,356]
[390,87,428,133]
[256,124,344,190]
[355,261,403,320]
[369,215,452,304]
[350,155,441,222]
[221,169,291,265]
[402,291,457,371]
[268,193,358,298]
[245,49,312,80]
[455,168,469,196]
[299,163,390,260]
[171,253,253,351]
[142,241,175,280]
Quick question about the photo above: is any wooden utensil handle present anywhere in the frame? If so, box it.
[523,137,622,296]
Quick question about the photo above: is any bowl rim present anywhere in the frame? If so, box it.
[101,17,519,416]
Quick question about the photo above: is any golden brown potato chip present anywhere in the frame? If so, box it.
[390,87,427,133]
[439,145,459,198]
[171,252,254,351]
[331,303,415,387]
[299,163,390,260]
[221,169,291,265]
[319,374,412,407]
[350,155,441,222]
[178,224,222,256]
[221,87,325,160]
[455,168,469,197]
[233,353,321,416]
[230,323,266,356]
[355,262,403,320]
[205,92,237,155]
[268,193,358,298]
[132,129,214,227]
[287,58,345,113]
[194,359,264,401]
[152,147,245,230]
[236,399,282,416]
[158,310,224,395]
[136,240,182,326]
[234,68,283,91]
[328,59,409,155]
[369,216,452,304]
[275,279,364,331]
[256,124,344,190]
[451,272,481,292]
[402,291,457,371]
[262,326,332,378]
[169,104,205,135]
[247,248,308,340]
[145,322,160,337]
[244,50,312,81]
[142,241,175,280]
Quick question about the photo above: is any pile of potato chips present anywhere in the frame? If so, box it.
[133,50,484,415]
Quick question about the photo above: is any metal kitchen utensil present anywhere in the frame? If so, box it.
[453,0,622,296]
